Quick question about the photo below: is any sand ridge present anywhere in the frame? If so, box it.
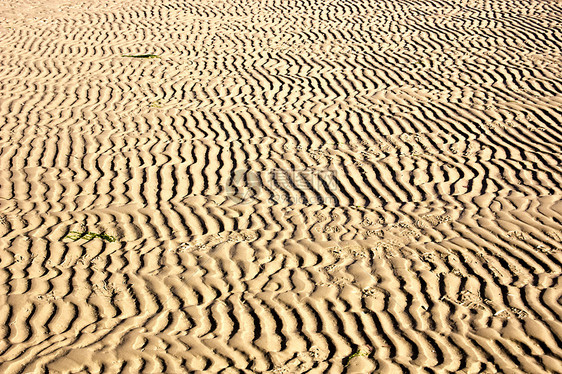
[0,0,561,372]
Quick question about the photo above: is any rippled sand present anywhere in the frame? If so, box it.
[0,0,561,372]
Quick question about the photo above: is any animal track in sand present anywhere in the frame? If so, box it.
[176,229,259,253]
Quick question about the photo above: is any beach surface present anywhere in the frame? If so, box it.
[0,0,561,372]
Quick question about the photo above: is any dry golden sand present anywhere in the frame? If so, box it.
[0,0,562,372]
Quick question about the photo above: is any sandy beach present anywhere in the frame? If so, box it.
[0,0,561,372]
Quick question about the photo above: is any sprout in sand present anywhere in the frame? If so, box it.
[122,54,160,59]
[65,231,117,243]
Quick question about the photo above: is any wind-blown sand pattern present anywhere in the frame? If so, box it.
[0,0,561,372]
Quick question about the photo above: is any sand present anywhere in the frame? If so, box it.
[0,0,561,372]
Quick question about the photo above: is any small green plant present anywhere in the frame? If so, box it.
[122,54,160,59]
[65,231,117,243]
[149,99,163,108]
[344,347,371,367]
